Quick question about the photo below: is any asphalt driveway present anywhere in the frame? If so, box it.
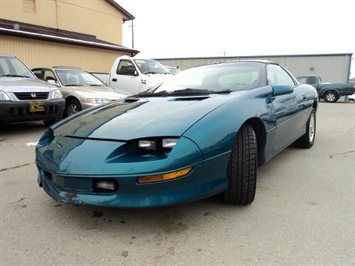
[0,102,354,265]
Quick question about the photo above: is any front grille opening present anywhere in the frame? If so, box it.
[14,92,49,100]
[39,168,52,181]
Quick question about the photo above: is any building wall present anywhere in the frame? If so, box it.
[0,0,125,44]
[157,54,353,83]
[0,35,125,72]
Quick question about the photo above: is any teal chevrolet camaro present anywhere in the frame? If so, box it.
[36,60,318,208]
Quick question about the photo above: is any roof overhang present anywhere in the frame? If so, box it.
[0,19,139,56]
[105,0,135,22]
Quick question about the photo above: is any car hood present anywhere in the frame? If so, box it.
[53,92,246,140]
[0,77,55,91]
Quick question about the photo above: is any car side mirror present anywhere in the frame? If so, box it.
[271,85,294,96]
[46,78,58,86]
[127,67,139,76]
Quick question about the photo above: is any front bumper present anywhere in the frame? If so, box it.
[36,153,230,208]
[0,99,65,123]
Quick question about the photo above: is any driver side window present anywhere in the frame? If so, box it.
[43,70,56,82]
[267,64,295,86]
[116,60,136,75]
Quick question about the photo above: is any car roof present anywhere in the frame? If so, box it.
[32,66,85,71]
[224,59,274,64]
[52,66,83,70]
[0,54,16,58]
[194,60,276,69]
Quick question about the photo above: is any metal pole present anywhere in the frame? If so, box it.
[131,20,134,49]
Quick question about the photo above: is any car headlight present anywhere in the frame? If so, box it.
[138,138,179,151]
[0,90,10,101]
[49,89,63,99]
[138,139,156,150]
[162,138,179,148]
[86,98,110,104]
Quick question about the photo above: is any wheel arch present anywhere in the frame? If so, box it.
[63,96,82,117]
[323,89,339,98]
[243,117,267,166]
[313,99,318,111]
[65,95,81,105]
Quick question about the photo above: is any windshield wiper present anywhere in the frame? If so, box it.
[174,88,232,94]
[143,71,160,75]
[171,88,212,95]
[170,88,231,95]
[212,89,232,94]
[129,90,170,98]
[65,84,83,86]
[129,88,232,99]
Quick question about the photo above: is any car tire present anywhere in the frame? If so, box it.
[223,125,257,205]
[324,91,338,102]
[65,99,82,117]
[293,108,316,148]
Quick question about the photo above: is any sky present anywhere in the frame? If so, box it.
[117,0,355,76]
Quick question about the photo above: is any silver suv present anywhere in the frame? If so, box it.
[0,55,65,125]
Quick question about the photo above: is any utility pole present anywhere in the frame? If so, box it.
[129,20,135,48]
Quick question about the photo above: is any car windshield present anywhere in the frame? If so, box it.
[55,69,107,86]
[154,62,265,94]
[134,59,171,74]
[0,57,34,78]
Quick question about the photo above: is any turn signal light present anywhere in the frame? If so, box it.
[137,167,192,184]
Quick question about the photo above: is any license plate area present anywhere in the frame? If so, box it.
[29,102,45,112]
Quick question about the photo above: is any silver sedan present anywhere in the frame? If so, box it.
[32,66,128,117]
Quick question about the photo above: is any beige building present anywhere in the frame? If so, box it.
[0,0,138,72]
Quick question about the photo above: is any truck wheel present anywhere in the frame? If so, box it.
[223,125,257,205]
[324,91,338,102]
[65,99,82,117]
[294,108,316,148]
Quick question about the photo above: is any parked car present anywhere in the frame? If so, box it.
[165,65,182,75]
[32,67,128,117]
[297,75,355,102]
[0,55,65,125]
[108,56,172,95]
[36,60,318,208]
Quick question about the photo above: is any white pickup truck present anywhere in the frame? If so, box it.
[104,56,172,95]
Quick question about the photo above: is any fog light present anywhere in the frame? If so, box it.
[138,167,192,184]
[96,180,117,191]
